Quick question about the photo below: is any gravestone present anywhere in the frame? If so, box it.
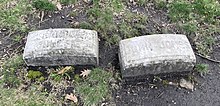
[119,34,196,78]
[23,28,99,66]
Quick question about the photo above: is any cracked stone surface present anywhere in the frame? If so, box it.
[23,28,98,66]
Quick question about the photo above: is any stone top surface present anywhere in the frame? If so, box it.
[119,34,196,69]
[23,28,98,66]
[24,28,98,57]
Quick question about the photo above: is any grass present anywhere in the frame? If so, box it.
[167,0,220,56]
[32,0,56,11]
[1,0,220,105]
[60,0,77,5]
[0,86,57,106]
[0,67,113,106]
[195,64,209,76]
[1,55,24,87]
[0,0,32,32]
[75,68,113,106]
[12,35,23,42]
[137,0,148,6]
[77,0,147,45]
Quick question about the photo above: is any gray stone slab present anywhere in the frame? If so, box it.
[119,34,196,78]
[23,28,98,66]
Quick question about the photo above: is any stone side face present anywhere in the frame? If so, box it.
[23,28,99,66]
[119,34,196,78]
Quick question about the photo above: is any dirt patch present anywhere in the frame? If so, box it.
[113,2,220,106]
[115,55,220,106]
[1,0,220,106]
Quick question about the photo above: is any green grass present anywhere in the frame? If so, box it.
[195,64,209,76]
[60,0,77,5]
[2,0,220,105]
[1,55,24,87]
[0,0,32,32]
[167,0,220,56]
[75,68,113,106]
[77,0,147,45]
[137,0,148,6]
[154,0,167,9]
[0,86,57,106]
[196,36,215,56]
[32,0,56,11]
[12,35,23,42]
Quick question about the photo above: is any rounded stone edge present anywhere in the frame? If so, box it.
[118,34,197,78]
[23,28,99,66]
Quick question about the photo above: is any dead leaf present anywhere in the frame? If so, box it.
[179,78,194,91]
[80,69,91,78]
[57,66,72,74]
[56,2,62,10]
[65,93,78,103]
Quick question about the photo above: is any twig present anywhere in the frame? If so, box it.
[195,52,220,63]
[156,91,164,98]
[40,11,45,22]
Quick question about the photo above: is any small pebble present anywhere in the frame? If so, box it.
[83,0,92,4]
[48,15,52,18]
[74,22,79,26]
[61,16,65,19]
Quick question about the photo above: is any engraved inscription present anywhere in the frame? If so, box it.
[119,34,196,78]
[124,39,190,62]
[23,29,99,66]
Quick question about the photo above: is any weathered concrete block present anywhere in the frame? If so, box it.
[119,34,196,78]
[23,28,98,66]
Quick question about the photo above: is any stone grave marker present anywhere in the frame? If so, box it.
[119,34,196,78]
[23,28,99,66]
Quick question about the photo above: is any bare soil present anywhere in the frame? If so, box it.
[0,2,220,106]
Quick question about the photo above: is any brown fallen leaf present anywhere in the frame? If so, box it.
[57,66,72,74]
[65,93,78,103]
[179,78,194,91]
[80,69,91,78]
